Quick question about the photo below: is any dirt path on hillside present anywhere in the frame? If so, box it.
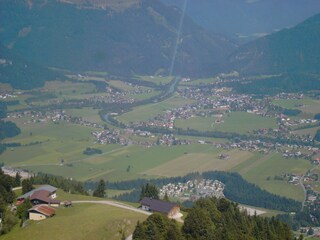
[72,200,184,240]
[72,200,152,215]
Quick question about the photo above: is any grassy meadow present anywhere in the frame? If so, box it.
[118,95,195,124]
[176,112,277,134]
[65,108,103,123]
[1,203,147,240]
[137,75,174,85]
[1,77,315,205]
[273,98,320,115]
[232,153,311,201]
[1,112,311,200]
[180,77,218,86]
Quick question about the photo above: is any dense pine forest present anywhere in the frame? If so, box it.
[0,102,20,154]
[133,197,296,240]
[0,168,18,235]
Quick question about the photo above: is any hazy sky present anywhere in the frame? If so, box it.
[161,0,320,39]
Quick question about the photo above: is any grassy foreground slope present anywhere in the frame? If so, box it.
[2,203,147,240]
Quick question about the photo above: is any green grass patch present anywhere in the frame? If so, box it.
[144,148,253,177]
[137,75,173,85]
[65,108,102,123]
[176,112,277,134]
[273,98,320,115]
[293,126,320,137]
[129,90,160,101]
[1,203,147,240]
[232,153,312,202]
[181,77,218,86]
[118,95,195,124]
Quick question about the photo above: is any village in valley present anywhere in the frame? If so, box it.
[159,179,225,201]
[1,71,320,239]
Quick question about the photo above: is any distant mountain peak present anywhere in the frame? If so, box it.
[0,0,236,82]
[228,13,320,75]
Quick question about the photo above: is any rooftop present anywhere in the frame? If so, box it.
[140,197,178,214]
[30,189,60,204]
[28,204,55,217]
[17,185,57,200]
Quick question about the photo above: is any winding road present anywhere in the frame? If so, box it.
[300,165,319,211]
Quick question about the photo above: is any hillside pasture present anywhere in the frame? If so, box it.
[1,203,147,240]
[232,153,311,202]
[144,149,254,177]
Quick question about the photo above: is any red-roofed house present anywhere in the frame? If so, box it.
[30,190,60,207]
[16,185,60,207]
[28,204,55,221]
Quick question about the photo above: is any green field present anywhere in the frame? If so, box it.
[118,95,195,124]
[66,108,103,123]
[273,98,320,115]
[137,75,174,85]
[130,90,160,101]
[45,80,96,94]
[2,203,147,240]
[293,126,320,137]
[2,121,238,181]
[1,110,312,202]
[145,149,253,177]
[176,112,277,134]
[181,77,218,86]
[232,153,312,201]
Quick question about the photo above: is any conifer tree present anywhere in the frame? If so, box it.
[93,179,106,198]
[139,183,159,200]
[21,179,33,194]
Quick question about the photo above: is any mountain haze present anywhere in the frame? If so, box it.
[228,13,320,75]
[0,0,236,78]
[161,0,320,41]
[0,43,62,89]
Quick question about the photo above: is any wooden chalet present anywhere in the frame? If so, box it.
[140,197,180,218]
[28,204,55,221]
[16,185,60,207]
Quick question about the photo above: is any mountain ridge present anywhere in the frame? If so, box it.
[228,13,320,75]
[0,0,236,79]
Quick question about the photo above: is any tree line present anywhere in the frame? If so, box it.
[0,168,19,235]
[31,172,87,195]
[133,197,297,240]
[0,102,21,154]
[100,171,301,212]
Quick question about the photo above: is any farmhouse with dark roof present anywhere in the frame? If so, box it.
[140,197,180,218]
[17,185,60,207]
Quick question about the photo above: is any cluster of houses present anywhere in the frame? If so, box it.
[91,129,127,145]
[0,92,17,99]
[1,166,33,179]
[280,117,317,127]
[16,185,69,221]
[274,93,304,100]
[159,179,225,201]
[7,110,104,129]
